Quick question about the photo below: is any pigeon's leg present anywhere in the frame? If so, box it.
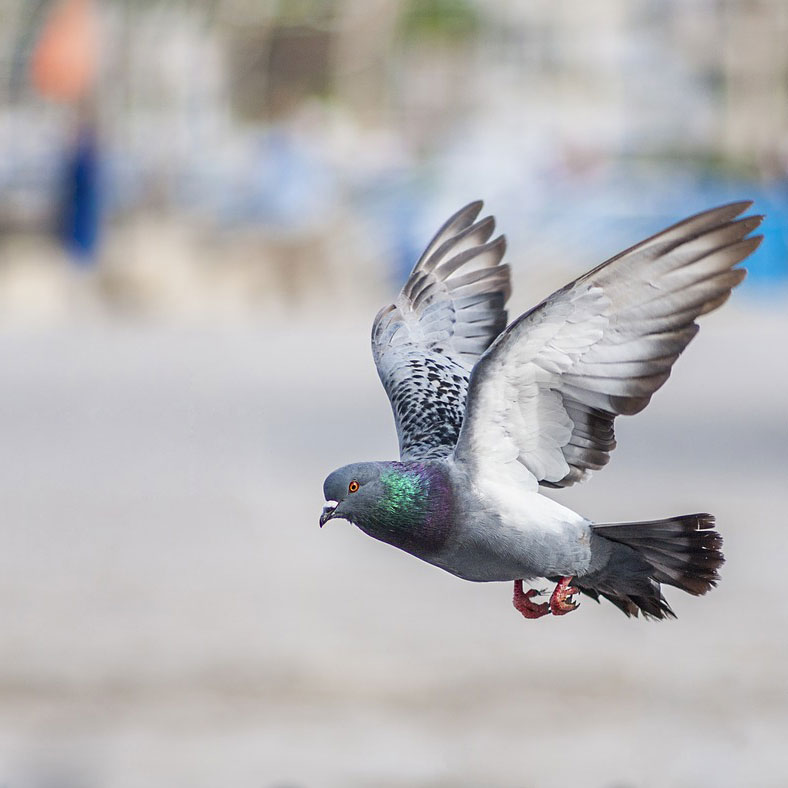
[513,580,550,619]
[549,576,579,616]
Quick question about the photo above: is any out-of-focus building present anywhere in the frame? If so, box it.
[0,0,786,313]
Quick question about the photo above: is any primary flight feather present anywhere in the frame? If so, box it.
[321,201,762,619]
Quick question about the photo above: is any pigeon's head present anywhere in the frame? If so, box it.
[320,462,385,527]
[320,461,453,555]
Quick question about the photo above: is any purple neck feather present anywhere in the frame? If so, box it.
[359,461,453,556]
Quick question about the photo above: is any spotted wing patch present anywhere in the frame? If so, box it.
[372,202,510,461]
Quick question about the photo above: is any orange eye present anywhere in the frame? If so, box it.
[348,480,359,493]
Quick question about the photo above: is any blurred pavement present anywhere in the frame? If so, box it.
[0,301,786,787]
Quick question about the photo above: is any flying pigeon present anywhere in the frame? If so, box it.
[320,201,762,619]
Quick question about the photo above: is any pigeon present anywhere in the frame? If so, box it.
[320,201,763,619]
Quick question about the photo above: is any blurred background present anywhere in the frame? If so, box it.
[0,1,787,786]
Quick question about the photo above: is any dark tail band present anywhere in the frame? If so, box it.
[577,513,724,620]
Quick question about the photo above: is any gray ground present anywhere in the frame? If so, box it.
[0,302,786,788]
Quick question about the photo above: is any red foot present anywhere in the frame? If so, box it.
[549,576,579,616]
[513,580,550,619]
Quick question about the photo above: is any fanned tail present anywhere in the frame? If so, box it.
[577,513,724,620]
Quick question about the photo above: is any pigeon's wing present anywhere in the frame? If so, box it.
[372,201,510,461]
[453,202,763,488]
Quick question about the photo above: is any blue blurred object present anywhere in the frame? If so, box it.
[652,177,788,291]
[510,165,788,293]
[59,121,101,264]
[215,126,335,235]
[357,170,425,287]
[737,185,788,289]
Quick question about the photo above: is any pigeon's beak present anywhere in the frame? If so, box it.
[319,503,338,527]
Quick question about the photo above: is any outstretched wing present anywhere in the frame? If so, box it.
[372,202,510,461]
[453,202,763,488]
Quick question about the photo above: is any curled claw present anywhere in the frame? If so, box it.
[513,580,550,620]
[549,577,580,617]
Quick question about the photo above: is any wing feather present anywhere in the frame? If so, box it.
[453,202,763,487]
[372,202,510,461]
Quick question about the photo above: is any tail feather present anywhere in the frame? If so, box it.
[577,513,724,620]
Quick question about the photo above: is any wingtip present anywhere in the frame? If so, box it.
[443,200,486,234]
[687,199,759,225]
[750,232,765,248]
[720,199,755,217]
[740,213,765,231]
[737,233,764,260]
[454,200,484,225]
[491,233,507,254]
[475,214,496,233]
[725,200,768,226]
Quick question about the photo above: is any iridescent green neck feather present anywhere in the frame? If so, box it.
[359,462,453,556]
[379,469,425,516]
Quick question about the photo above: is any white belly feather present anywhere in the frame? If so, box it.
[431,459,593,582]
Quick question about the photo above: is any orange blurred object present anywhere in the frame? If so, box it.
[31,0,99,102]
